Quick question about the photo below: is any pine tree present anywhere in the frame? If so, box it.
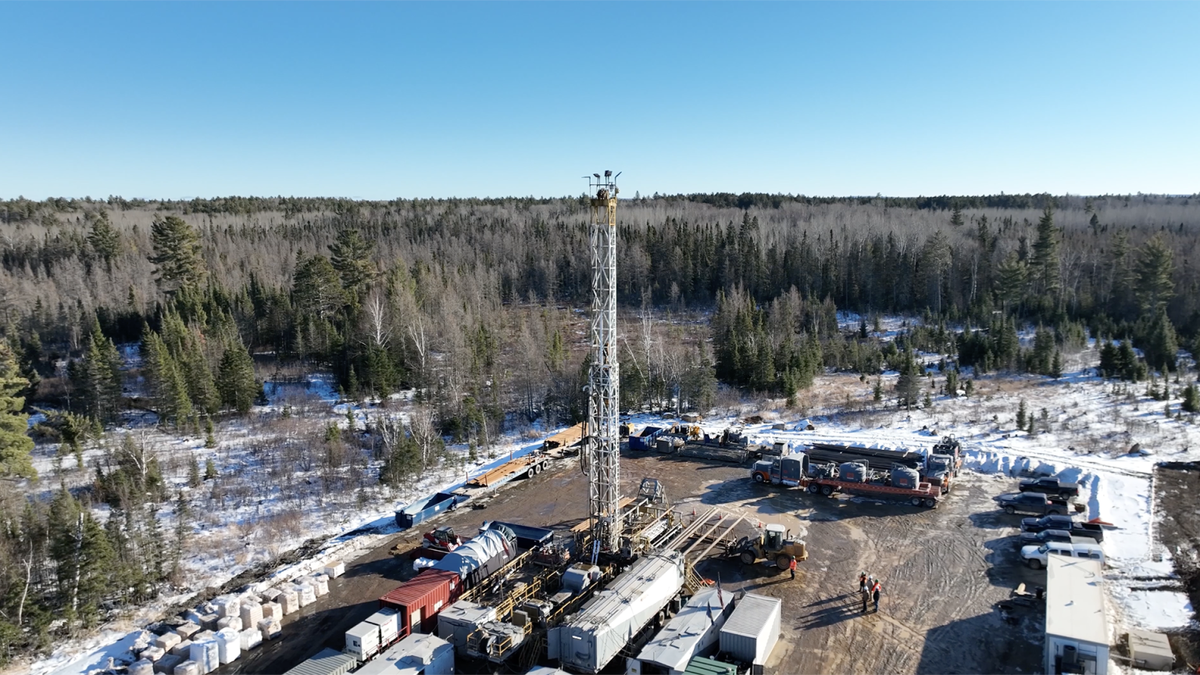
[894,351,922,410]
[1050,351,1063,379]
[950,206,964,228]
[1134,233,1174,313]
[872,378,883,402]
[141,330,193,425]
[217,343,257,414]
[944,369,958,397]
[1182,383,1200,414]
[149,215,206,293]
[292,254,346,321]
[1016,399,1027,430]
[1142,310,1179,374]
[0,341,36,479]
[71,322,123,424]
[188,457,201,487]
[87,210,120,272]
[204,458,217,480]
[964,379,974,397]
[329,228,376,298]
[1031,206,1061,303]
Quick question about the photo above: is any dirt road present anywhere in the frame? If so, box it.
[220,451,1045,674]
[1154,461,1200,666]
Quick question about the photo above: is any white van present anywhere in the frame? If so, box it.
[1020,542,1104,569]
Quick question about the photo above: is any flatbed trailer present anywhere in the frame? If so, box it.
[467,452,548,488]
[804,475,940,508]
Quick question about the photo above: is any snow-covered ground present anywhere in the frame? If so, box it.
[17,339,1200,675]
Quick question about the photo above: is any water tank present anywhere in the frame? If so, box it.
[891,467,921,489]
[839,462,868,483]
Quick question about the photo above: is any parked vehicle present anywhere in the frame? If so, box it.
[998,492,1067,516]
[923,453,961,494]
[1020,541,1105,569]
[1020,515,1105,543]
[1019,477,1081,499]
[1018,529,1079,547]
[751,455,810,486]
[729,523,807,570]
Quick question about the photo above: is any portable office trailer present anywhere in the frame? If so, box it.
[282,647,358,675]
[549,551,685,674]
[437,600,497,653]
[354,633,454,675]
[634,587,736,675]
[380,569,462,635]
[1045,556,1109,675]
[719,594,781,667]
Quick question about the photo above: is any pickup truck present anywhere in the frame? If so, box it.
[1018,477,1081,499]
[998,492,1068,516]
[1018,529,1086,547]
[1020,515,1105,543]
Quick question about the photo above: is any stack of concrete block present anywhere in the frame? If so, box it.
[294,582,316,607]
[132,631,155,653]
[213,596,239,618]
[155,632,182,653]
[238,626,263,651]
[198,613,219,631]
[175,622,200,640]
[261,601,282,620]
[130,659,155,675]
[240,600,263,628]
[310,574,329,597]
[216,616,242,632]
[276,587,299,615]
[257,617,282,641]
[215,628,241,665]
[154,653,184,674]
[173,660,199,675]
[188,640,219,675]
[324,560,345,578]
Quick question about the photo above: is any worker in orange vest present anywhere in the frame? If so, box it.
[789,556,797,580]
[872,580,882,613]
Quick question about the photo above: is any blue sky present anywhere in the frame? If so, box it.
[2,2,1197,200]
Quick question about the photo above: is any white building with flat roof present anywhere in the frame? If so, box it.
[1045,556,1108,675]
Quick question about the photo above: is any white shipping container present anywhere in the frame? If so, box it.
[719,593,781,667]
[262,601,282,619]
[216,616,242,632]
[155,632,182,652]
[215,628,241,665]
[324,560,345,578]
[175,622,200,640]
[239,627,263,651]
[345,621,381,660]
[172,660,200,675]
[130,659,154,675]
[365,607,400,645]
[258,618,282,641]
[240,601,263,627]
[189,640,219,675]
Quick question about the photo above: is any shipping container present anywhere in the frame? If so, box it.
[380,569,461,635]
[718,594,781,667]
[355,633,454,675]
[282,647,358,675]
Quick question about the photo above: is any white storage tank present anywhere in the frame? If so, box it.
[366,607,401,646]
[719,593,781,667]
[437,601,497,653]
[345,621,381,661]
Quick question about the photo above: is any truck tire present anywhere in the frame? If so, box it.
[807,483,820,494]
[526,468,536,479]
[820,485,834,496]
[739,551,755,566]
[1029,559,1043,570]
[753,473,765,483]
[1005,506,1016,515]
[924,498,937,508]
[911,497,922,507]
[776,554,792,570]
[1047,509,1060,516]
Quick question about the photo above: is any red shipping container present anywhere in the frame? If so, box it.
[379,569,461,635]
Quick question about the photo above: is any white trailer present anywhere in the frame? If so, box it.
[718,593,781,668]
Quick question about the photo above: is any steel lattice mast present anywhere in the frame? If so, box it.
[586,170,621,553]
